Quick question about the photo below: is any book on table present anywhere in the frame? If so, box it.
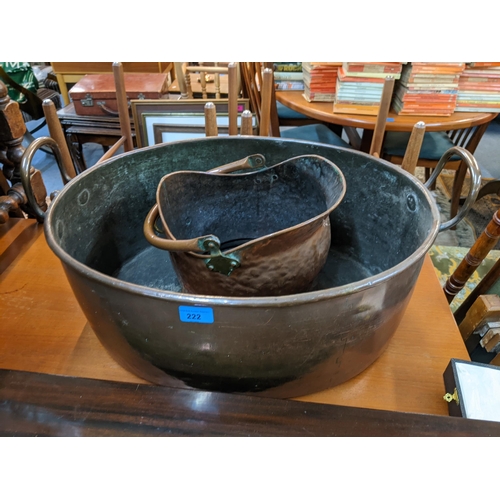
[333,62,403,115]
[302,62,341,102]
[456,62,500,112]
[393,62,465,115]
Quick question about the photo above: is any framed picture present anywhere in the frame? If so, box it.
[130,98,255,148]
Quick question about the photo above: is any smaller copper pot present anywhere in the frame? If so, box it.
[143,154,346,297]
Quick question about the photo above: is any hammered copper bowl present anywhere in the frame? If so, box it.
[144,154,346,297]
[45,136,450,398]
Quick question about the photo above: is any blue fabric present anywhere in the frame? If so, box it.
[383,131,460,161]
[281,124,352,148]
[276,101,311,120]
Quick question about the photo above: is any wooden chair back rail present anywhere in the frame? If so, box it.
[262,62,282,137]
[42,100,76,179]
[203,65,254,138]
[204,102,218,137]
[369,76,396,158]
[444,209,500,304]
[111,62,133,156]
[259,68,273,137]
[240,63,263,132]
[401,121,426,175]
[240,110,253,136]
[227,63,239,135]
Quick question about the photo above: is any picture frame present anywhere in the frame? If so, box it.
[130,98,255,148]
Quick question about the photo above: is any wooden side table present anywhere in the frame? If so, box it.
[57,103,136,173]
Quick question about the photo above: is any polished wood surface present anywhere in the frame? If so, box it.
[276,91,498,132]
[2,368,499,436]
[0,218,470,418]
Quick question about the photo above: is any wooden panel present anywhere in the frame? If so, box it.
[1,369,499,436]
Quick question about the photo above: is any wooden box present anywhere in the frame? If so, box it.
[443,358,500,422]
[69,73,169,116]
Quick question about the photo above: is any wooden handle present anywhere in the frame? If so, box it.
[42,100,76,181]
[204,102,218,137]
[240,110,253,136]
[401,122,426,175]
[112,62,134,153]
[228,62,239,136]
[370,76,395,157]
[259,68,273,136]
[444,209,500,303]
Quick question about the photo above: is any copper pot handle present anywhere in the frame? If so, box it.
[143,154,266,250]
[143,203,221,252]
[208,154,265,174]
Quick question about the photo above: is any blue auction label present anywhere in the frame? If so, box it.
[178,305,214,324]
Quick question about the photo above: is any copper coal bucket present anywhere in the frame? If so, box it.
[143,154,346,297]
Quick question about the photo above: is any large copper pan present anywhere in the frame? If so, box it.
[143,154,346,297]
[43,137,480,398]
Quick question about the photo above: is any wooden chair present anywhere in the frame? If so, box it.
[43,62,134,169]
[444,207,500,313]
[203,63,252,137]
[383,122,491,221]
[442,207,500,365]
[240,62,395,157]
[0,79,74,224]
[174,62,238,100]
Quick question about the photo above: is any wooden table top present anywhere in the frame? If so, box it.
[276,91,498,132]
[0,218,470,418]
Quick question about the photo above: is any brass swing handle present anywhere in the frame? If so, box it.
[143,204,217,252]
[208,153,265,174]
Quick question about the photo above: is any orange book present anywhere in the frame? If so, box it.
[333,102,380,116]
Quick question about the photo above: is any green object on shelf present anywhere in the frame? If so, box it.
[0,62,39,104]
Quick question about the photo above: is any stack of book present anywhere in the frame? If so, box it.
[272,62,304,91]
[333,62,403,115]
[392,63,465,116]
[455,63,500,112]
[302,62,342,102]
